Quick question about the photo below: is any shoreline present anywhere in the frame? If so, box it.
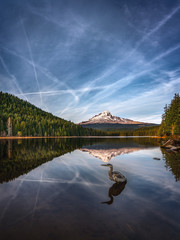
[0,135,163,140]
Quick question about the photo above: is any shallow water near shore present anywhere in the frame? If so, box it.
[0,137,180,240]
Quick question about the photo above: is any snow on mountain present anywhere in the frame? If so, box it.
[79,111,145,125]
[80,147,142,162]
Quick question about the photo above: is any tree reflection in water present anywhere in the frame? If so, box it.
[0,137,179,184]
[161,148,180,182]
[0,138,85,183]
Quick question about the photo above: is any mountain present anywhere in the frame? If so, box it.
[78,111,156,131]
[0,92,159,137]
[0,92,105,137]
[79,111,144,125]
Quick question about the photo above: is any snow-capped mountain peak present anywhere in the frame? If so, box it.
[79,111,145,125]
[90,110,113,122]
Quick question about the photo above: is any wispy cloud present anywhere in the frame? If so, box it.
[0,45,80,103]
[116,4,180,64]
[21,20,43,105]
[66,41,180,122]
[107,76,180,123]
[0,0,180,123]
[57,4,180,121]
[150,43,180,63]
[140,4,180,43]
[0,55,29,101]
[16,86,105,97]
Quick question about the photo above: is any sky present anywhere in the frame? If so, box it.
[0,0,180,124]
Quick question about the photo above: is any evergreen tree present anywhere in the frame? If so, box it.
[158,93,180,136]
[0,91,105,137]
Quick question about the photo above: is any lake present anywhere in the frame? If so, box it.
[0,137,180,240]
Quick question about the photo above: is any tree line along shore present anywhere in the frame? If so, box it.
[0,92,179,138]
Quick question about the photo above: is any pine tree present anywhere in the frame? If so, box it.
[0,91,104,137]
[159,93,180,136]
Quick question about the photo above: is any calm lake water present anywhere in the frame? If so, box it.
[0,137,180,240]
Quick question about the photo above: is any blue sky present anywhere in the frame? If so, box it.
[0,0,180,123]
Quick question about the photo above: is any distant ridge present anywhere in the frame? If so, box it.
[78,111,157,131]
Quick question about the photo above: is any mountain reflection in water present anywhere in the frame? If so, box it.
[0,137,180,240]
[0,137,179,183]
[80,147,142,162]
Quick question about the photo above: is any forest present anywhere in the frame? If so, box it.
[108,93,180,137]
[107,125,160,136]
[0,92,105,136]
[158,93,180,136]
[0,92,179,137]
